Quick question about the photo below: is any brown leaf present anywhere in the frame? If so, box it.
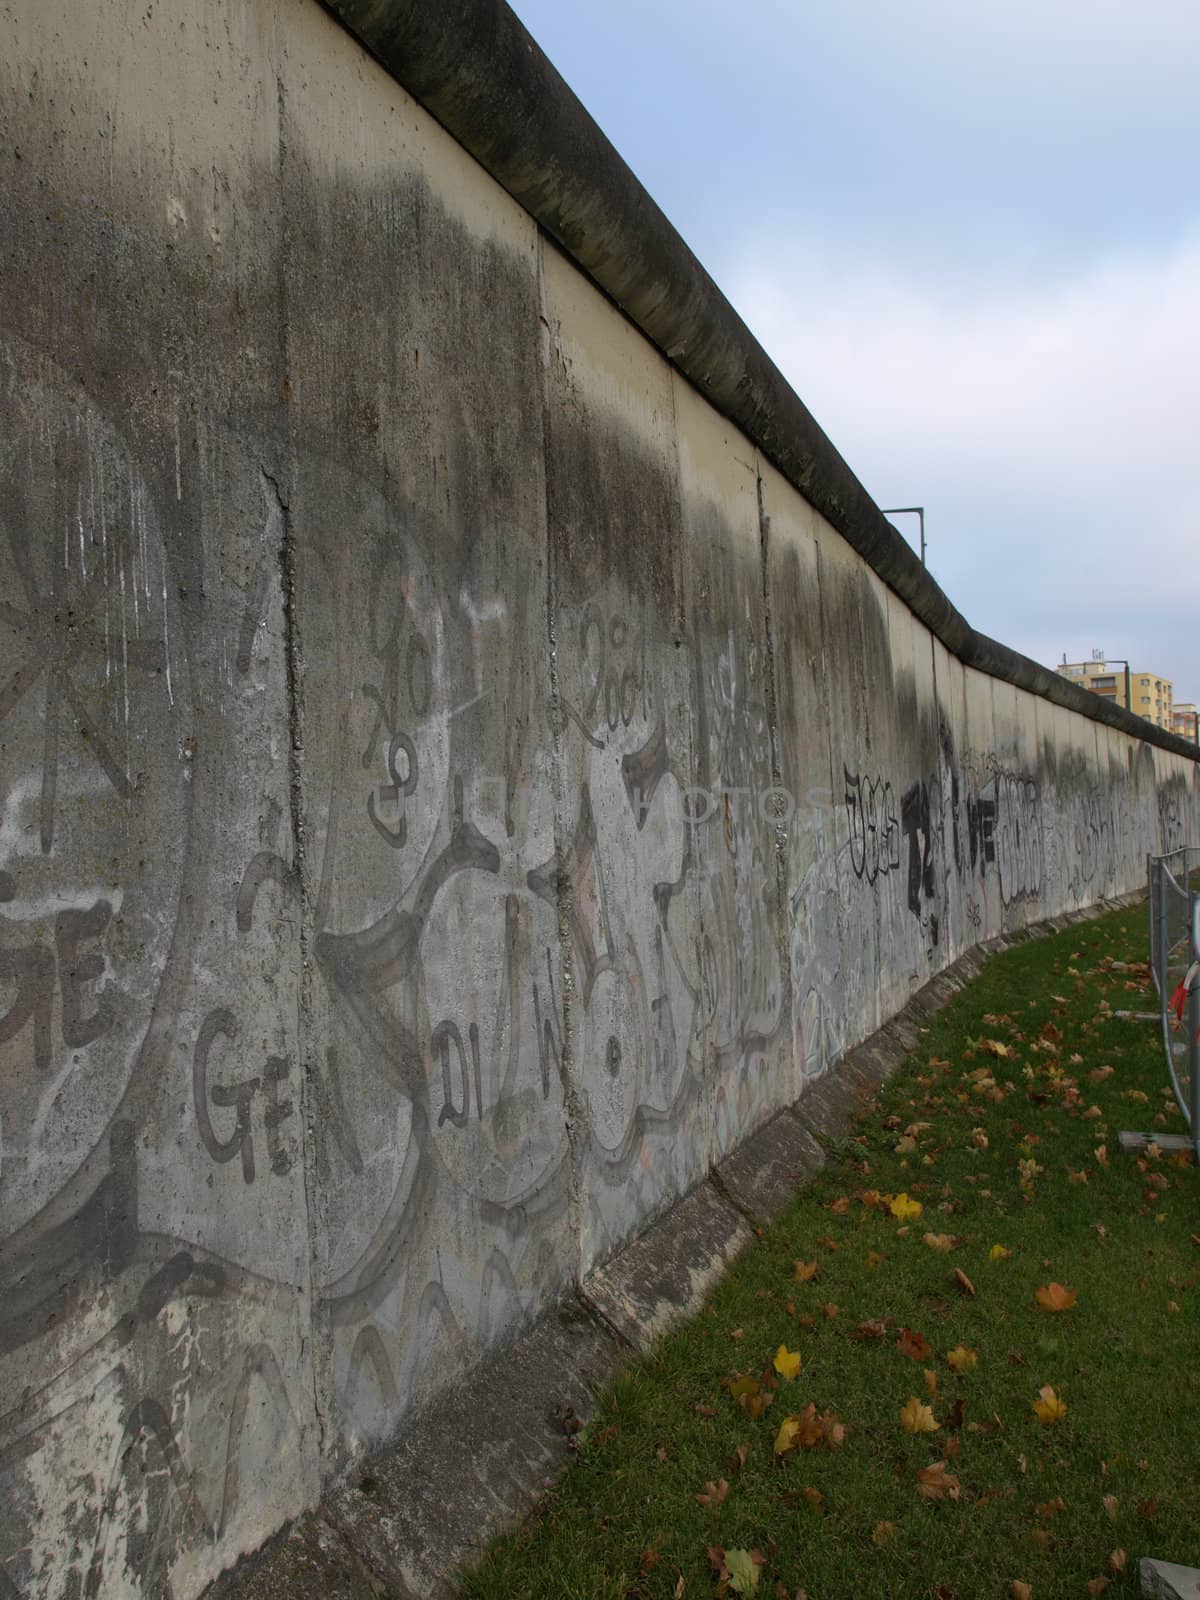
[730,1328,745,1340]
[1011,1584,1032,1600]
[800,1487,825,1510]
[822,1302,839,1320]
[792,1260,819,1282]
[696,1403,717,1417]
[675,1575,686,1599]
[852,1317,889,1341]
[1108,1550,1127,1575]
[1030,1529,1053,1551]
[696,1478,730,1508]
[872,1521,897,1546]
[916,1461,962,1500]
[1086,1580,1110,1597]
[639,1547,662,1574]
[954,1268,976,1297]
[1034,1283,1077,1313]
[1035,1497,1066,1519]
[897,1327,932,1361]
[1137,1498,1161,1521]
[731,1443,749,1471]
[1102,1494,1119,1521]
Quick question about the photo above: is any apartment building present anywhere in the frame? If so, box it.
[1171,702,1198,743]
[1057,657,1175,731]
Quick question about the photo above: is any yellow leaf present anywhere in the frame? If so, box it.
[946,1345,978,1375]
[923,1232,955,1252]
[1031,1385,1067,1424]
[900,1397,939,1434]
[773,1344,802,1381]
[774,1415,801,1456]
[989,1244,1012,1262]
[983,1038,1011,1057]
[890,1192,923,1222]
[1034,1283,1078,1313]
[792,1260,818,1282]
[894,1136,919,1156]
[923,1368,938,1399]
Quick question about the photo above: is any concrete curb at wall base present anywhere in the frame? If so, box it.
[1142,1558,1200,1599]
[209,891,1142,1599]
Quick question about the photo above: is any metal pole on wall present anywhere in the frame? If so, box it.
[881,506,926,566]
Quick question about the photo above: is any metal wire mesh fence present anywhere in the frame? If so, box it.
[1148,847,1200,1161]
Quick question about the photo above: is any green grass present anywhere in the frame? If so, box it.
[460,906,1200,1600]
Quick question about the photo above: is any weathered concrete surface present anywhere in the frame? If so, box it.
[1,0,1198,1596]
[716,1110,826,1224]
[581,1181,751,1351]
[1142,1558,1200,1599]
[322,1305,619,1600]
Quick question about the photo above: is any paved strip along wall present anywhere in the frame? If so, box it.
[0,1,1196,1595]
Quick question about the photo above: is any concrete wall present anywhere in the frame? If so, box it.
[0,2,1196,1595]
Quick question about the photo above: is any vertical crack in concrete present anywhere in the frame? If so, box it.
[755,465,794,1076]
[269,59,327,1483]
[535,229,587,1280]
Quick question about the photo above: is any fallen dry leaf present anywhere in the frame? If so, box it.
[773,1345,802,1381]
[916,1461,961,1500]
[1102,1494,1119,1520]
[723,1547,762,1595]
[897,1327,932,1361]
[1086,1580,1109,1597]
[1010,1583,1032,1600]
[900,1397,939,1434]
[1031,1385,1067,1424]
[954,1268,976,1297]
[924,1232,956,1252]
[792,1260,818,1283]
[696,1478,730,1507]
[924,1368,939,1398]
[872,1521,897,1546]
[1034,1497,1065,1519]
[947,1345,978,1375]
[989,1244,1012,1262]
[1108,1550,1126,1575]
[1034,1283,1077,1313]
[890,1192,924,1222]
[852,1317,889,1340]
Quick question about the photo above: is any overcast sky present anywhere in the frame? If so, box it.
[509,0,1200,704]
